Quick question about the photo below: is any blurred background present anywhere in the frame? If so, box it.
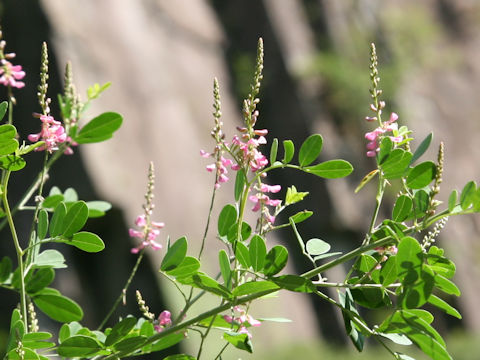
[1,0,480,359]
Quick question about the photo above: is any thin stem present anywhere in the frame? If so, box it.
[198,185,217,260]
[0,148,64,233]
[365,177,386,244]
[214,342,230,360]
[313,281,401,289]
[97,251,145,330]
[197,300,224,360]
[2,170,27,327]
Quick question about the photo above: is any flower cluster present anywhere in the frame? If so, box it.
[0,58,25,89]
[365,112,403,157]
[200,150,232,189]
[0,38,25,89]
[154,310,172,333]
[129,214,165,254]
[249,183,281,224]
[231,126,269,172]
[374,245,398,270]
[28,114,67,153]
[223,306,261,339]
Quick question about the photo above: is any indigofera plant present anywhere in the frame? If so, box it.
[0,33,477,360]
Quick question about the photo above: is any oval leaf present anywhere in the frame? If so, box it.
[298,134,323,167]
[70,232,105,252]
[218,204,237,237]
[75,112,123,144]
[61,201,89,237]
[232,280,279,297]
[406,161,436,189]
[392,195,413,222]
[34,249,66,269]
[249,235,267,272]
[219,249,232,289]
[282,140,294,164]
[305,238,330,256]
[50,202,67,237]
[57,335,102,357]
[0,154,25,171]
[304,159,353,179]
[161,237,187,271]
[264,245,288,276]
[33,294,83,322]
[411,132,433,164]
[0,139,18,156]
[166,256,200,278]
[269,138,278,164]
[105,316,138,346]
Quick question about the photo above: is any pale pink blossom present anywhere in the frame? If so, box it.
[223,307,262,339]
[154,310,172,332]
[28,114,67,153]
[129,213,164,253]
[0,59,25,88]
[364,112,403,157]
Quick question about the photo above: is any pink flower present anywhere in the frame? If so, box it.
[129,213,164,253]
[28,114,68,153]
[158,310,172,326]
[364,112,403,157]
[223,307,262,339]
[0,59,25,88]
[249,183,281,224]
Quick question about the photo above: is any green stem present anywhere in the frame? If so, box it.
[2,171,28,328]
[101,289,277,360]
[97,251,145,330]
[301,235,394,280]
[198,184,217,260]
[365,177,386,244]
[0,148,64,233]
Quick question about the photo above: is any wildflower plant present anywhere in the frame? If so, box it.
[0,33,479,360]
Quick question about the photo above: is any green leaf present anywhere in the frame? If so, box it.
[289,210,313,224]
[0,101,8,121]
[218,204,237,237]
[304,159,353,179]
[161,236,187,271]
[162,355,195,360]
[7,348,40,360]
[50,202,67,237]
[399,266,435,309]
[351,286,388,309]
[62,201,89,237]
[411,132,433,164]
[305,238,330,255]
[285,185,309,205]
[434,274,460,296]
[57,335,102,357]
[33,293,83,322]
[87,82,111,100]
[75,112,122,144]
[223,331,253,353]
[148,333,185,352]
[219,249,232,289]
[298,134,323,167]
[0,154,25,171]
[406,161,436,189]
[378,332,412,346]
[381,149,412,179]
[396,237,423,285]
[413,190,429,218]
[63,188,78,202]
[355,169,379,193]
[380,256,397,286]
[0,256,12,282]
[339,289,364,352]
[378,137,393,165]
[34,249,66,269]
[70,232,105,252]
[264,245,288,276]
[249,235,267,272]
[23,332,55,350]
[7,317,24,353]
[460,181,476,210]
[166,256,200,278]
[234,170,246,202]
[37,210,49,240]
[282,140,294,164]
[272,275,313,293]
[235,242,251,268]
[428,294,462,319]
[270,138,278,164]
[192,273,231,299]
[105,316,138,346]
[86,201,112,218]
[26,268,55,294]
[392,195,413,222]
[0,138,18,156]
[426,248,456,278]
[232,280,279,297]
